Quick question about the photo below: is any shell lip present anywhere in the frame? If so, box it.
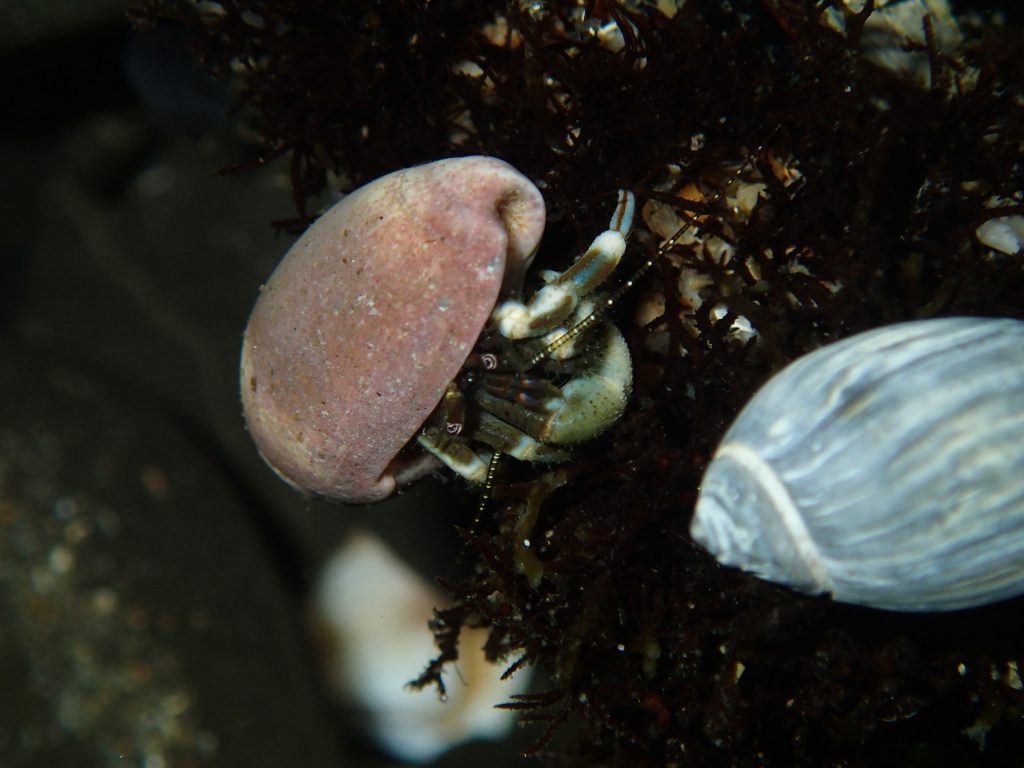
[493,186,544,292]
[693,441,834,596]
[255,444,441,506]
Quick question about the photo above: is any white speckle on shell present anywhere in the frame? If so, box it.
[691,316,1024,612]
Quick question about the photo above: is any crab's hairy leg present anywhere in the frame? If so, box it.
[479,371,562,410]
[417,409,570,485]
[494,190,635,340]
[475,411,571,462]
[417,428,493,484]
[532,297,604,364]
[609,187,635,234]
[436,381,468,434]
[475,323,632,445]
[496,297,604,373]
[414,382,492,483]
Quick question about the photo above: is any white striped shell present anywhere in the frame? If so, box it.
[691,317,1024,612]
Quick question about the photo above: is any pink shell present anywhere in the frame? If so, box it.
[240,157,546,503]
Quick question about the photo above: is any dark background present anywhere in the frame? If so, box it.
[0,2,518,766]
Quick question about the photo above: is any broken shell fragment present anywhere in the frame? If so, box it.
[976,214,1024,255]
[691,317,1024,612]
[240,157,546,503]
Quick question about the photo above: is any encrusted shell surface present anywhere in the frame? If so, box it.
[691,317,1024,612]
[240,157,546,503]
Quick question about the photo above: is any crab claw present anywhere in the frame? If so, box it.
[240,157,546,503]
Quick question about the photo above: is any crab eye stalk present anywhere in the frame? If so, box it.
[240,157,546,504]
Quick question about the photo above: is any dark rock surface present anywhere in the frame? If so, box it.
[0,346,343,767]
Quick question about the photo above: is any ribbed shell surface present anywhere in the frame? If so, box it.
[692,317,1024,612]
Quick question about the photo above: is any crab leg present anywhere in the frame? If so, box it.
[494,190,635,340]
[474,411,571,462]
[417,428,493,483]
[417,408,571,484]
[416,378,572,484]
[475,322,632,445]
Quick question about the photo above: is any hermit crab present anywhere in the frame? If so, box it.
[415,188,636,488]
[240,156,637,503]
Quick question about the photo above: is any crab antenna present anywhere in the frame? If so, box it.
[476,450,502,518]
[529,140,772,368]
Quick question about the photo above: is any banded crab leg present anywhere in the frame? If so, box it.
[475,321,632,445]
[417,384,571,484]
[417,318,632,483]
[493,190,635,340]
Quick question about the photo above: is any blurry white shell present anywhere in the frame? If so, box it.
[691,317,1024,612]
[309,531,530,762]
